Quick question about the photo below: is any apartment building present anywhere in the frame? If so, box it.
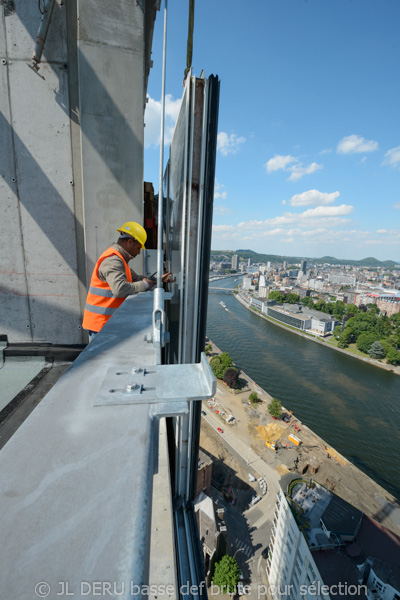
[267,481,400,600]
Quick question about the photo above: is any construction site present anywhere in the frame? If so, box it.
[201,341,400,538]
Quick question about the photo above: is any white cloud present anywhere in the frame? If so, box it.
[376,229,387,234]
[265,154,323,181]
[287,162,323,182]
[394,202,400,210]
[319,148,332,155]
[236,204,354,231]
[383,146,400,169]
[217,132,245,156]
[212,225,235,233]
[265,154,298,173]
[213,206,233,216]
[288,190,340,207]
[337,134,378,154]
[214,180,227,200]
[144,95,181,148]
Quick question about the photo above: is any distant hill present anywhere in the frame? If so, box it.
[210,250,398,269]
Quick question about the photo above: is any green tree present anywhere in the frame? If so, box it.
[390,330,400,349]
[347,303,358,315]
[376,315,391,339]
[285,293,300,304]
[386,347,400,365]
[381,339,395,356]
[337,328,355,348]
[301,296,314,309]
[368,341,385,359]
[205,344,213,355]
[213,555,240,594]
[249,392,259,404]
[210,352,234,379]
[367,303,380,315]
[334,325,342,339]
[391,313,400,327]
[223,367,240,389]
[314,299,326,312]
[356,332,379,354]
[268,398,282,419]
[268,290,284,303]
[209,356,227,379]
[332,301,346,319]
[219,352,233,368]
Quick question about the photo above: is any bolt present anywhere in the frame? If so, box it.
[131,367,142,374]
[126,383,139,392]
[1,59,7,66]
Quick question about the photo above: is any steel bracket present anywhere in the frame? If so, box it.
[94,353,216,407]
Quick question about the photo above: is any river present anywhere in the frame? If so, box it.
[207,276,400,501]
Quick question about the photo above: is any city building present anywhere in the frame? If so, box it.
[328,273,357,286]
[243,275,253,290]
[267,481,400,600]
[301,260,307,275]
[194,492,228,586]
[197,450,213,496]
[231,254,238,271]
[253,302,338,336]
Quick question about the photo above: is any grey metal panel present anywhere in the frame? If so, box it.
[0,295,158,599]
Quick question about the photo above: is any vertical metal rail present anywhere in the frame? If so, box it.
[177,77,191,367]
[185,77,209,502]
[157,0,168,290]
[182,75,196,364]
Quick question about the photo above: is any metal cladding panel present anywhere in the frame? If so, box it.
[165,82,190,365]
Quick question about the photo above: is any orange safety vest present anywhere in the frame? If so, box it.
[82,247,133,332]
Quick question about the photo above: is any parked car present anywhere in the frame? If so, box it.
[281,412,290,423]
[201,410,207,416]
[261,545,269,559]
[217,427,224,434]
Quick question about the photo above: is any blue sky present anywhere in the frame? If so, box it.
[144,0,400,262]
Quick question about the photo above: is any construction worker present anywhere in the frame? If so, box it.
[82,222,172,340]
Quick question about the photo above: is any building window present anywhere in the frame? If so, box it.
[373,578,385,593]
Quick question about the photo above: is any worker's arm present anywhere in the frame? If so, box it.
[98,256,149,297]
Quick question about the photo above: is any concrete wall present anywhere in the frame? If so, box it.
[0,0,157,344]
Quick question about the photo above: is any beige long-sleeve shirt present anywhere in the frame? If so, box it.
[97,243,149,297]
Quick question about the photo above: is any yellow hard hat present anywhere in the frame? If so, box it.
[117,222,147,249]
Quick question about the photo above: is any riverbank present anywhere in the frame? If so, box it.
[205,339,400,536]
[235,292,400,377]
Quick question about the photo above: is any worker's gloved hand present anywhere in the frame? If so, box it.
[162,272,174,283]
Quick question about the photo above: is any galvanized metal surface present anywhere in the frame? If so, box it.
[0,295,161,599]
[94,352,215,406]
